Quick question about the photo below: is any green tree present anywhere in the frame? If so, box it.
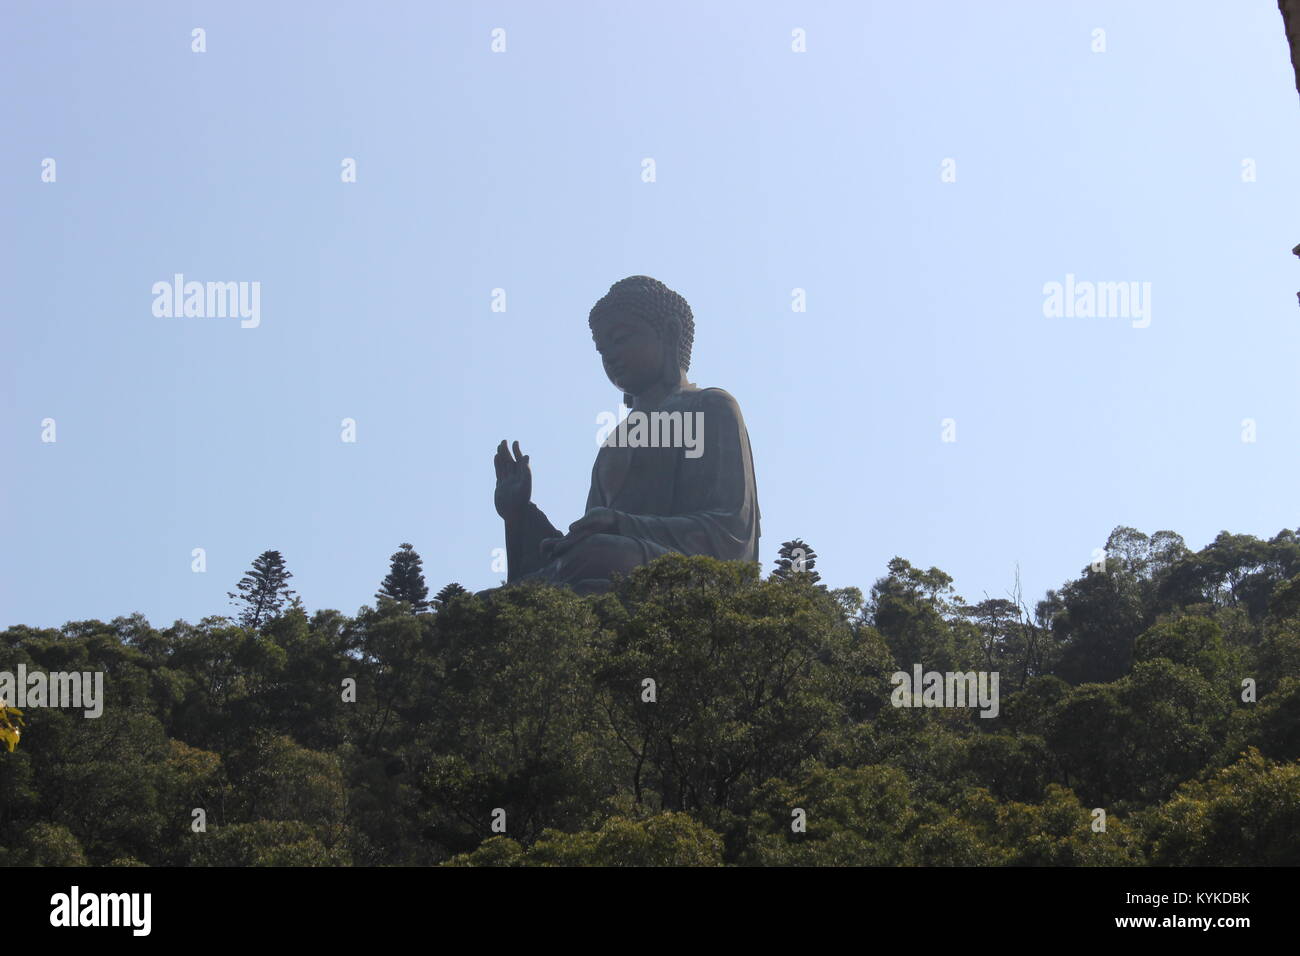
[1143,748,1300,865]
[741,763,930,866]
[1042,565,1147,685]
[415,583,612,854]
[594,554,871,823]
[434,582,468,608]
[772,538,822,584]
[446,813,724,867]
[12,822,88,866]
[1046,660,1229,807]
[953,784,1142,866]
[870,557,978,673]
[228,550,297,631]
[1134,614,1233,685]
[377,543,429,612]
[187,821,349,866]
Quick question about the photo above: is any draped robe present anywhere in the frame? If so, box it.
[506,384,760,593]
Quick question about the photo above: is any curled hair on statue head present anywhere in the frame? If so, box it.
[588,276,695,377]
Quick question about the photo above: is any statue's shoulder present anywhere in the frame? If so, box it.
[684,386,745,415]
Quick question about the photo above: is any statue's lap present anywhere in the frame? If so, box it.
[523,532,674,593]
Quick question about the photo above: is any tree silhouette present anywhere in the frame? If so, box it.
[772,538,821,584]
[433,582,468,608]
[228,550,297,630]
[6,524,1298,868]
[377,543,430,612]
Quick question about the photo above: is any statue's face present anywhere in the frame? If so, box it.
[593,313,665,394]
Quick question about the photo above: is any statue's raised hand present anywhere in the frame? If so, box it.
[494,440,532,520]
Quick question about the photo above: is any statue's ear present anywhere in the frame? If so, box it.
[661,319,681,381]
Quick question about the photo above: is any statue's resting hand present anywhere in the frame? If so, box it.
[548,507,619,557]
[493,440,532,520]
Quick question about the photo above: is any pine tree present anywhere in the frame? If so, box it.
[772,539,822,584]
[433,582,468,608]
[377,543,430,612]
[227,550,298,630]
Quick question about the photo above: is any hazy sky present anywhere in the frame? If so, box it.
[3,1,1298,629]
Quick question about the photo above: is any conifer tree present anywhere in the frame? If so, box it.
[772,539,822,584]
[377,543,430,612]
[228,550,298,630]
[433,582,468,608]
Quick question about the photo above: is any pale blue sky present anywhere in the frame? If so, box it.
[3,1,1298,628]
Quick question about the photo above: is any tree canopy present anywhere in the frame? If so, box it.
[2,526,1298,866]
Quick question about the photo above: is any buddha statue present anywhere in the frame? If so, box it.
[492,276,760,594]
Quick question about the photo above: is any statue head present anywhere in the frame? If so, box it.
[588,276,694,403]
